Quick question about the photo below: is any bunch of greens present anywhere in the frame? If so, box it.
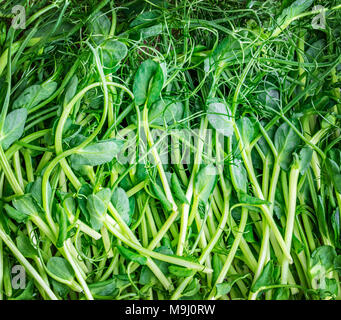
[0,0,340,300]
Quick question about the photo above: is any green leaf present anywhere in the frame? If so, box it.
[212,254,223,284]
[230,159,248,193]
[276,0,314,28]
[251,260,275,292]
[182,278,200,297]
[88,279,119,298]
[216,282,232,296]
[47,257,75,282]
[236,117,258,147]
[77,183,92,223]
[194,164,218,203]
[100,39,128,69]
[325,158,341,194]
[88,11,111,44]
[316,196,328,238]
[12,195,38,217]
[129,11,160,27]
[111,187,132,226]
[4,204,29,223]
[310,246,337,278]
[216,273,251,296]
[148,99,183,125]
[117,245,147,265]
[133,59,164,106]
[257,87,280,114]
[274,122,300,171]
[168,265,193,277]
[16,233,37,258]
[298,146,313,174]
[10,280,34,300]
[86,191,109,231]
[207,99,234,137]
[210,36,246,72]
[64,75,78,106]
[0,108,27,150]
[331,209,340,248]
[51,279,70,298]
[238,192,270,206]
[150,182,173,212]
[30,176,52,207]
[140,23,163,40]
[96,188,112,203]
[334,255,341,275]
[318,278,338,299]
[171,173,188,204]
[139,245,173,285]
[70,139,124,167]
[13,82,58,110]
[274,287,290,300]
[244,223,256,243]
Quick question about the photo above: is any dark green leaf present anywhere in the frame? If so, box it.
[117,245,147,265]
[276,0,314,27]
[30,177,52,207]
[171,173,188,204]
[11,280,34,300]
[182,278,200,297]
[298,146,313,174]
[210,36,246,72]
[238,192,270,206]
[236,117,258,147]
[140,24,163,40]
[230,159,248,193]
[168,265,193,277]
[16,233,37,258]
[316,196,328,238]
[334,256,341,275]
[12,195,38,217]
[133,59,164,106]
[4,204,29,223]
[13,82,58,110]
[274,123,300,171]
[212,254,223,284]
[251,260,275,292]
[325,158,341,194]
[0,108,27,150]
[111,187,132,226]
[64,75,78,106]
[51,279,70,298]
[194,165,218,203]
[88,278,119,298]
[150,182,173,212]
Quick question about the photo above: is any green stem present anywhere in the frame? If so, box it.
[208,207,248,300]
[281,162,300,285]
[0,145,23,195]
